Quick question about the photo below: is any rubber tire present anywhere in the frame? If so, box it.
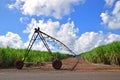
[15,60,24,69]
[52,59,62,70]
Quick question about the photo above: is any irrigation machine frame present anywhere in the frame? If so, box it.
[15,27,77,70]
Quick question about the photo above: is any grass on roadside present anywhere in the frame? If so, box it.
[80,41,120,65]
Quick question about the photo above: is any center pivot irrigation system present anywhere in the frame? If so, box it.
[15,27,78,70]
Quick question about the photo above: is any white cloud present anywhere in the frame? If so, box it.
[23,19,78,53]
[105,0,115,6]
[8,0,24,9]
[23,18,60,40]
[23,19,120,54]
[112,1,120,14]
[105,32,120,43]
[4,0,120,54]
[100,13,110,24]
[100,0,120,30]
[0,32,23,48]
[0,21,120,54]
[74,31,104,53]
[8,0,84,19]
[20,17,29,23]
[75,31,120,53]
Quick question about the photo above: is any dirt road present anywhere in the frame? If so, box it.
[0,57,120,80]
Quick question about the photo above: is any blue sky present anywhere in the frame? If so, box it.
[0,0,120,54]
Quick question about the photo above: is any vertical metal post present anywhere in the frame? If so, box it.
[23,30,39,61]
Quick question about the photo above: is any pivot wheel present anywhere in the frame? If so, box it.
[52,59,62,70]
[15,59,24,69]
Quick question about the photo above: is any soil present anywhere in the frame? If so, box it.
[61,57,120,72]
[0,57,120,72]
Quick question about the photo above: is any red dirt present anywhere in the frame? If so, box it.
[0,57,120,72]
[61,57,120,71]
[27,57,120,72]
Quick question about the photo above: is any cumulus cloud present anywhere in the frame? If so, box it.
[0,20,120,54]
[105,0,115,6]
[104,32,120,43]
[75,31,120,53]
[20,17,29,24]
[8,0,84,19]
[23,19,78,53]
[8,0,24,9]
[0,32,23,48]
[100,0,120,30]
[23,19,120,54]
[4,0,120,54]
[75,31,104,53]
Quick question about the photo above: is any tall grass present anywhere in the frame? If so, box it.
[0,47,69,68]
[0,47,23,68]
[80,41,120,65]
